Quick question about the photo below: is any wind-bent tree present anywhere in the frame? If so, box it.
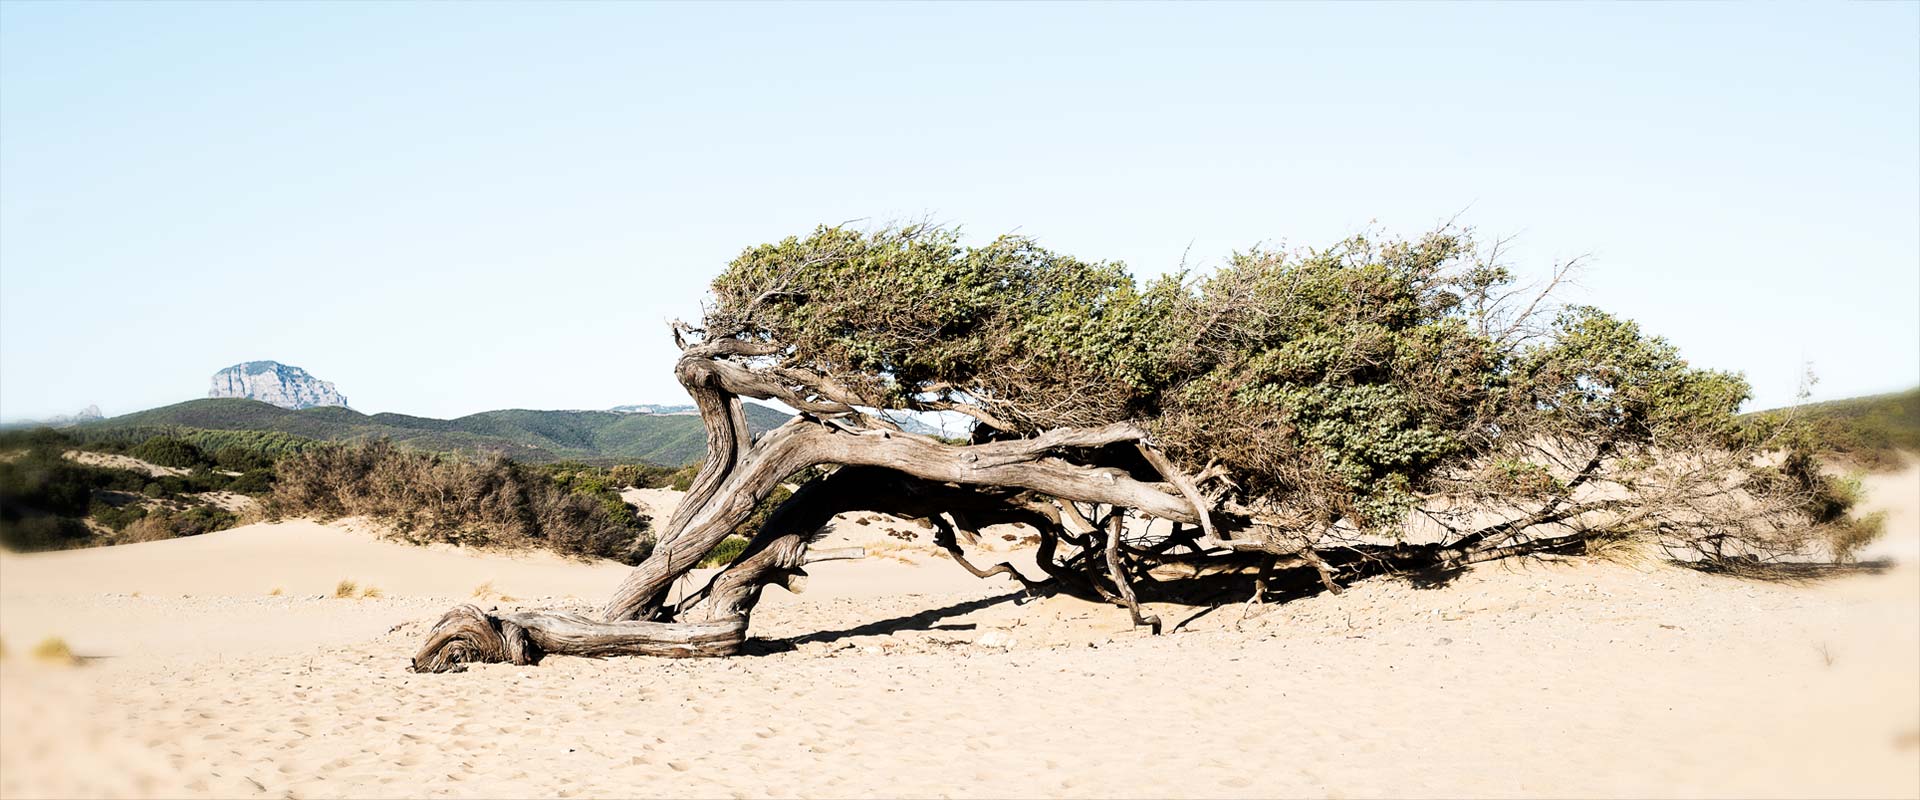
[412,225,1873,672]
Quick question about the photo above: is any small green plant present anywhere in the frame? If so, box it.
[699,535,750,567]
[333,579,358,599]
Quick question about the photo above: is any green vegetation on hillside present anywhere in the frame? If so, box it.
[61,425,319,461]
[1749,387,1920,470]
[1,423,696,559]
[0,435,251,551]
[82,398,790,465]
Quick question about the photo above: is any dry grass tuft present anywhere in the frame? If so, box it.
[472,580,496,599]
[268,587,284,596]
[862,540,920,564]
[359,586,383,599]
[32,636,77,664]
[332,579,358,599]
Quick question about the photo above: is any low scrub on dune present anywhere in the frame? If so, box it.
[269,439,653,563]
[0,439,251,552]
[1748,387,1920,471]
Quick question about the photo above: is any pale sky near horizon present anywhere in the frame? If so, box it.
[1,2,1915,420]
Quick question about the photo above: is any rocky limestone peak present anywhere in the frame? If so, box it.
[208,361,348,410]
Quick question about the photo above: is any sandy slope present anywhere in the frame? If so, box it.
[2,464,1916,799]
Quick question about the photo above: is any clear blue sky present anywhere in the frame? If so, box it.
[2,2,1915,420]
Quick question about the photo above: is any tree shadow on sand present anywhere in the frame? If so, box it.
[1675,557,1893,583]
[743,555,1895,653]
[744,591,1030,655]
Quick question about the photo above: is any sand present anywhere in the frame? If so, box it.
[3,464,1917,799]
[61,451,186,479]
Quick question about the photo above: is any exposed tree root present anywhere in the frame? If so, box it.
[932,514,1050,595]
[411,604,747,673]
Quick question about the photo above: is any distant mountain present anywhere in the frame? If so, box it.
[80,398,791,466]
[1,404,103,429]
[610,404,698,415]
[209,361,348,410]
[871,409,975,439]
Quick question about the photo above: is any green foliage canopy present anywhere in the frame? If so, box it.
[704,225,1762,532]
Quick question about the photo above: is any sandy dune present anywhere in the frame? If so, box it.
[2,464,1916,799]
[61,451,186,479]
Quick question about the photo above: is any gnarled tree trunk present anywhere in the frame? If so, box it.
[409,342,1630,673]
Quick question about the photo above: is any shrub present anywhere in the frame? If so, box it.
[118,516,178,544]
[607,462,680,489]
[226,468,274,495]
[0,515,93,552]
[1829,512,1886,561]
[87,499,148,532]
[168,505,237,536]
[129,437,208,469]
[699,535,750,567]
[212,446,275,472]
[0,452,94,518]
[116,504,238,542]
[271,440,654,563]
[665,463,701,492]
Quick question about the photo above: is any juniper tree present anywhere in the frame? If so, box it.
[413,224,1871,671]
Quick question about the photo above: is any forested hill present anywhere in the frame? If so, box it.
[77,398,791,466]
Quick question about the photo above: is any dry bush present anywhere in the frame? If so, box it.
[1828,511,1886,562]
[270,440,652,563]
[333,579,358,599]
[117,516,178,544]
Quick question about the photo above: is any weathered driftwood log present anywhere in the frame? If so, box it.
[410,604,747,673]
